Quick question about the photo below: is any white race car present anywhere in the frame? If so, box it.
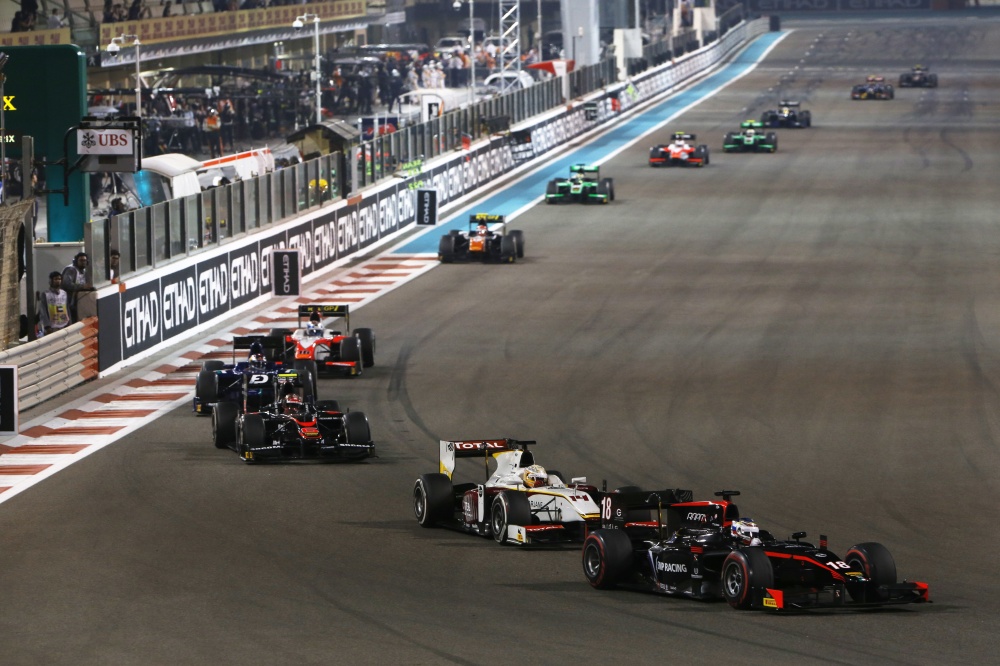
[412,438,602,546]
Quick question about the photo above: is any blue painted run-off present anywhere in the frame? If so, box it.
[396,30,786,255]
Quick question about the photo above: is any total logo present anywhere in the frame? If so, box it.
[657,561,687,573]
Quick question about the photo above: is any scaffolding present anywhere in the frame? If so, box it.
[497,0,522,94]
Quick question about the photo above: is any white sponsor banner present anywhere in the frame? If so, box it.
[76,128,135,155]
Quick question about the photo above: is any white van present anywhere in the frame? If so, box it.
[127,148,276,207]
[482,70,535,92]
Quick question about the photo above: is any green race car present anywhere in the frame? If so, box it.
[723,121,778,153]
[545,164,615,204]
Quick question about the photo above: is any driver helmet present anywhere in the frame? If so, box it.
[730,517,761,546]
[745,128,756,137]
[477,222,489,235]
[305,322,323,337]
[521,464,548,488]
[281,393,303,414]
[248,342,267,370]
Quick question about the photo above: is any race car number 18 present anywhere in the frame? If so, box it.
[601,497,613,520]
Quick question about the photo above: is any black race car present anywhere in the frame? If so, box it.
[194,336,316,415]
[760,101,812,128]
[851,76,894,100]
[212,373,373,463]
[899,65,937,88]
[545,164,615,204]
[438,213,525,264]
[582,489,930,611]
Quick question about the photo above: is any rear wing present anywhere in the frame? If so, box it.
[569,163,600,180]
[777,101,800,107]
[740,120,765,129]
[298,304,350,329]
[600,487,694,530]
[672,131,696,140]
[233,334,287,363]
[469,213,505,227]
[438,438,535,480]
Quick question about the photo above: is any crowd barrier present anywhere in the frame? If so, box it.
[2,318,99,412]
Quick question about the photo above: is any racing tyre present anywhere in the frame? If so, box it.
[545,180,559,203]
[722,548,774,610]
[339,336,362,374]
[766,133,778,152]
[491,491,532,544]
[213,401,239,449]
[344,411,372,445]
[240,413,266,463]
[597,179,612,204]
[846,542,897,603]
[269,328,292,339]
[583,529,634,589]
[293,360,318,397]
[928,74,938,87]
[801,111,812,128]
[694,146,709,166]
[438,234,456,263]
[414,473,453,527]
[509,230,525,259]
[202,360,225,372]
[355,328,376,368]
[723,132,735,152]
[315,400,342,413]
[196,370,218,409]
[500,235,517,263]
[648,147,661,166]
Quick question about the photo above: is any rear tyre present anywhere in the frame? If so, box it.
[438,234,456,263]
[491,491,532,544]
[500,235,517,263]
[355,328,376,368]
[846,542,897,602]
[582,529,634,589]
[413,473,453,527]
[212,401,239,449]
[509,230,525,258]
[293,359,318,396]
[344,411,371,445]
[722,548,774,610]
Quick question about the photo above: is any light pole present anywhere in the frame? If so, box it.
[0,52,8,203]
[106,34,142,120]
[452,0,474,104]
[292,13,322,125]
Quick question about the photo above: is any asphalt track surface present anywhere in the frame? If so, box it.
[3,15,1000,665]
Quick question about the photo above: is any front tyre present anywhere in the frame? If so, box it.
[722,548,774,610]
[355,328,376,368]
[846,542,897,602]
[491,491,531,544]
[582,529,634,589]
[213,401,239,449]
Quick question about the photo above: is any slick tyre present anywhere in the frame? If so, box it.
[355,328,376,368]
[240,413,266,463]
[846,542,897,602]
[293,360,318,396]
[545,180,559,203]
[196,370,218,408]
[339,336,362,374]
[212,401,239,449]
[722,548,774,610]
[344,411,371,445]
[583,529,634,589]
[438,234,456,262]
[509,230,525,259]
[500,235,517,263]
[491,491,532,544]
[414,473,453,527]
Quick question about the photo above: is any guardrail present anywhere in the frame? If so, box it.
[0,318,99,412]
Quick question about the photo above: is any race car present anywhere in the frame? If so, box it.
[851,75,895,100]
[545,164,615,204]
[723,121,778,153]
[270,304,375,379]
[648,132,710,167]
[193,336,315,415]
[899,65,937,88]
[582,489,930,611]
[413,438,605,546]
[212,373,373,463]
[438,213,525,264]
[760,101,812,128]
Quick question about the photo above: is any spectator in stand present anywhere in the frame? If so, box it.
[61,253,95,323]
[108,249,121,284]
[10,11,23,32]
[39,272,71,335]
[219,99,235,152]
[47,8,66,29]
[103,0,114,22]
[358,70,373,114]
[204,107,223,158]
[162,0,172,16]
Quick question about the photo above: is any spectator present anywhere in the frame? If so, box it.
[386,69,405,113]
[47,8,66,29]
[61,253,94,323]
[358,71,373,114]
[204,107,223,158]
[10,11,23,32]
[39,272,71,335]
[108,249,121,284]
[219,99,235,152]
[162,0,172,16]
